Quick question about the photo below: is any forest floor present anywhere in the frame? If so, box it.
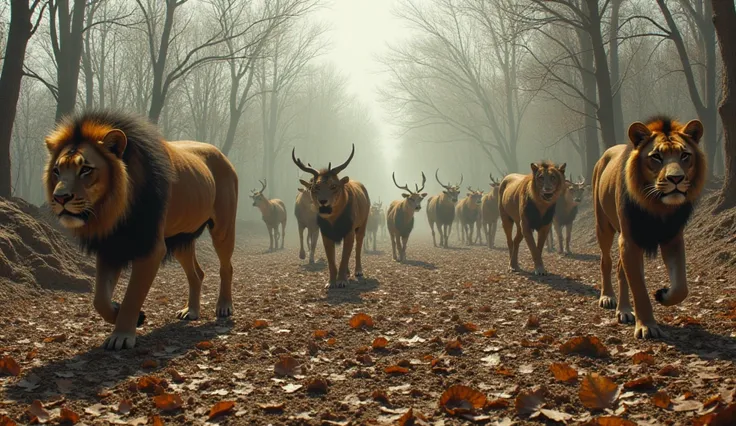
[2,202,736,425]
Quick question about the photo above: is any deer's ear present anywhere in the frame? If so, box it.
[421,193,427,198]
[297,188,305,193]
[402,193,409,198]
[299,179,311,188]
[340,176,350,185]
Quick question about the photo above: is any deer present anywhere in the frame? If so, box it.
[482,174,502,248]
[456,187,484,246]
[292,144,370,288]
[427,169,462,248]
[387,172,427,262]
[548,175,587,255]
[295,184,320,263]
[377,199,387,240]
[365,201,382,252]
[251,179,286,252]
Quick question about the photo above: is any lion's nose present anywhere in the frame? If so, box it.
[667,174,685,185]
[319,199,328,205]
[54,194,73,205]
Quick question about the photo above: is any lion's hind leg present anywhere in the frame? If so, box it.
[174,244,203,321]
[596,214,617,310]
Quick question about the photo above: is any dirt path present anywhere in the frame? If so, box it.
[1,229,735,425]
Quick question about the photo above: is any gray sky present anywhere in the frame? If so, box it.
[316,0,410,165]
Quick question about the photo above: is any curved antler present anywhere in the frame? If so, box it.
[435,168,451,190]
[259,179,267,193]
[415,172,427,193]
[392,172,411,193]
[292,148,319,177]
[578,175,586,185]
[457,174,463,187]
[328,144,355,176]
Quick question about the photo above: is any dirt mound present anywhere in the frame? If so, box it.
[0,197,94,296]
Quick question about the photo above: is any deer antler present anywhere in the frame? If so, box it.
[435,168,451,190]
[392,172,412,193]
[328,144,355,176]
[292,148,319,177]
[259,179,267,193]
[415,172,427,193]
[457,174,463,187]
[578,175,586,185]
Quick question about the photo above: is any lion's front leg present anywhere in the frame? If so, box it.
[103,241,165,350]
[619,238,663,339]
[93,257,123,325]
[522,221,547,275]
[657,234,689,306]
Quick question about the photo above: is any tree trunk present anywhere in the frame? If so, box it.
[148,0,177,124]
[713,0,736,212]
[585,0,617,149]
[54,0,87,121]
[703,0,718,179]
[0,0,33,198]
[609,0,624,143]
[576,19,600,181]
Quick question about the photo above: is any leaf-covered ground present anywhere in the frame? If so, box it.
[1,225,736,425]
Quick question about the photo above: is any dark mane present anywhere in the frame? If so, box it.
[644,115,676,135]
[67,110,175,268]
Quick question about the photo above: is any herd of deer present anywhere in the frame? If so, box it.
[248,145,588,288]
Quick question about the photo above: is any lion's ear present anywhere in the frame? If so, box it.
[44,138,55,152]
[100,129,127,158]
[558,163,566,175]
[681,119,704,144]
[530,163,539,174]
[627,122,651,148]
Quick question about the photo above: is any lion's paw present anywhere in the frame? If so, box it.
[533,266,548,276]
[635,321,665,339]
[598,296,617,309]
[326,280,348,289]
[216,300,233,318]
[176,307,200,321]
[617,309,635,324]
[299,250,306,260]
[103,331,137,351]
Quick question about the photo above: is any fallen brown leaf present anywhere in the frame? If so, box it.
[274,355,300,377]
[152,393,183,412]
[632,352,655,365]
[483,329,497,337]
[537,408,573,423]
[0,415,16,426]
[515,388,545,415]
[372,389,390,404]
[495,366,514,377]
[253,319,269,329]
[117,399,133,414]
[525,315,540,329]
[196,341,214,350]
[151,415,164,426]
[42,334,67,343]
[306,377,329,393]
[623,376,654,390]
[208,401,235,420]
[652,391,671,409]
[349,313,374,329]
[397,408,428,426]
[372,337,388,349]
[657,365,681,377]
[27,400,49,424]
[692,402,736,426]
[313,330,329,339]
[58,408,79,425]
[579,374,619,410]
[141,359,159,369]
[258,402,285,412]
[550,362,578,383]
[560,336,609,358]
[385,365,410,375]
[485,399,510,410]
[439,385,487,415]
[0,356,20,377]
[445,338,462,353]
[137,376,162,393]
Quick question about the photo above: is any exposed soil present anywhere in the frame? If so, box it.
[1,193,735,425]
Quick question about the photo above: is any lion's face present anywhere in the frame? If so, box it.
[627,119,705,207]
[301,174,349,216]
[531,162,566,202]
[45,143,113,229]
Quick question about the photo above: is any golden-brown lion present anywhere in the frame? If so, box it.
[593,116,705,339]
[44,110,238,350]
[499,162,566,275]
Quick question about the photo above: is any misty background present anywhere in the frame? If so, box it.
[0,0,723,225]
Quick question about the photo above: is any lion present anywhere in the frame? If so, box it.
[593,116,705,339]
[43,110,238,350]
[499,162,566,275]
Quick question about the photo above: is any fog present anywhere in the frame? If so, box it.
[0,0,724,223]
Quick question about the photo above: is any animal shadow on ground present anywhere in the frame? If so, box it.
[300,259,326,272]
[402,259,437,270]
[563,252,600,262]
[363,250,385,256]
[443,246,470,251]
[4,320,234,405]
[523,272,598,297]
[324,278,379,305]
[660,324,736,363]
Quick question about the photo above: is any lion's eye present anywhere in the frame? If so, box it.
[651,153,663,163]
[52,167,60,176]
[681,152,691,161]
[80,166,93,176]
[330,185,337,190]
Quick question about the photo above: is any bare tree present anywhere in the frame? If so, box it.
[48,0,87,120]
[0,0,43,198]
[712,0,736,212]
